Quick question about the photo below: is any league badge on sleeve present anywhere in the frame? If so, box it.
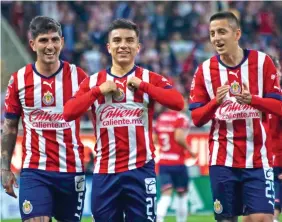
[214,199,223,214]
[230,80,241,95]
[22,200,33,214]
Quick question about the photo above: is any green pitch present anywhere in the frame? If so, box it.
[0,215,239,222]
[2,216,282,222]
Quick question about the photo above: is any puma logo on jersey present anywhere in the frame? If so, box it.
[115,80,126,87]
[147,216,155,222]
[43,81,53,89]
[190,95,195,101]
[229,70,239,78]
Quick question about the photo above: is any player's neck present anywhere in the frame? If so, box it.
[111,63,135,77]
[220,47,244,67]
[35,60,60,77]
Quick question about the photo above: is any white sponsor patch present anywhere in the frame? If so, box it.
[215,97,261,121]
[263,168,274,181]
[144,178,156,194]
[75,175,85,192]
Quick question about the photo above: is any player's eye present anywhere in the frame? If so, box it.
[52,37,60,42]
[219,30,226,34]
[39,38,48,43]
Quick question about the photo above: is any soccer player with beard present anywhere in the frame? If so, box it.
[1,16,88,222]
[189,12,282,222]
[63,19,184,221]
[270,57,282,222]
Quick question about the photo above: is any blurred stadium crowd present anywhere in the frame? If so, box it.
[2,1,282,95]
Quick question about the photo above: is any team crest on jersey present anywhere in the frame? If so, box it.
[113,88,125,101]
[229,80,241,95]
[214,199,223,214]
[42,91,54,105]
[22,200,33,214]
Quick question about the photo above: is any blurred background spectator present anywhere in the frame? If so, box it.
[3,1,281,94]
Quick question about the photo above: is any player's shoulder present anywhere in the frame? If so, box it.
[139,66,162,78]
[158,111,175,121]
[159,110,181,121]
[195,55,218,75]
[12,63,33,79]
[176,112,189,121]
[247,49,271,61]
[64,61,87,74]
[89,69,106,80]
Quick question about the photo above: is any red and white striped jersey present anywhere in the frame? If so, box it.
[75,66,172,173]
[189,49,281,168]
[270,86,282,167]
[270,113,282,167]
[155,110,189,165]
[4,61,87,173]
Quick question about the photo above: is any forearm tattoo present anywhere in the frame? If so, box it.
[1,118,19,170]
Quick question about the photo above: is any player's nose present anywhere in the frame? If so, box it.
[46,41,55,49]
[119,40,128,48]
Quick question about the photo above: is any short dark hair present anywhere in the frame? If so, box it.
[210,11,240,29]
[108,18,140,40]
[29,16,62,39]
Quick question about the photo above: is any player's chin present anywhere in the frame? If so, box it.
[117,58,133,65]
[44,57,59,64]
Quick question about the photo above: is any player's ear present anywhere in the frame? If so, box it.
[29,39,36,52]
[235,29,241,41]
[136,42,141,54]
[60,37,65,49]
[107,43,111,54]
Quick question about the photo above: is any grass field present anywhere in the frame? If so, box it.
[0,215,240,222]
[2,216,282,222]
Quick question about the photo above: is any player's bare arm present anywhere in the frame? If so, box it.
[216,82,230,104]
[1,117,20,198]
[235,83,252,105]
[127,76,142,91]
[99,80,118,95]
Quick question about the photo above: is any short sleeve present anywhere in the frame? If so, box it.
[4,74,22,119]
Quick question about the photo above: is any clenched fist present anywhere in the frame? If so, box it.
[99,80,118,95]
[127,77,142,91]
[216,82,230,104]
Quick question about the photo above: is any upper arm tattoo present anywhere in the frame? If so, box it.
[1,118,20,169]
